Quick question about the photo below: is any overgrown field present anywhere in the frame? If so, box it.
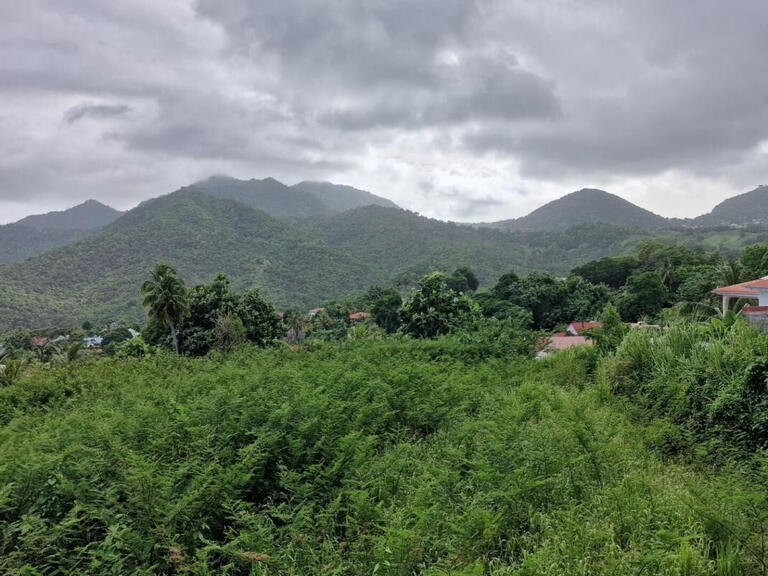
[1,337,767,574]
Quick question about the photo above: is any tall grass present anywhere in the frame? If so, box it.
[0,337,766,574]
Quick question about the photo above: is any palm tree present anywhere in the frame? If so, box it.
[141,263,189,354]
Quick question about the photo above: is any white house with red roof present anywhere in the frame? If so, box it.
[713,276,768,329]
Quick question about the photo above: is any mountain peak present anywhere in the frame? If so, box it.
[13,199,122,231]
[490,188,667,232]
[695,185,768,226]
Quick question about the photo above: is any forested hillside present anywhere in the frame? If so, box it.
[694,185,768,226]
[12,199,122,230]
[0,191,370,328]
[190,175,398,218]
[0,200,123,263]
[486,188,669,231]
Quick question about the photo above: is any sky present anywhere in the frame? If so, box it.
[1,0,768,224]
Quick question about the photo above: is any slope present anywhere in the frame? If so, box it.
[191,175,334,218]
[13,199,122,230]
[488,188,669,232]
[0,200,123,263]
[694,185,768,226]
[305,206,662,286]
[0,190,371,328]
[0,225,92,263]
[291,180,399,211]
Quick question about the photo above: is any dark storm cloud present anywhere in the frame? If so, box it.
[64,103,131,124]
[1,0,768,223]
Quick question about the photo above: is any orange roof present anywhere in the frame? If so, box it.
[567,321,602,334]
[349,312,371,320]
[744,279,768,289]
[712,281,759,296]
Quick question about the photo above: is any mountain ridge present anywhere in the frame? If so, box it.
[13,199,122,230]
[485,188,669,232]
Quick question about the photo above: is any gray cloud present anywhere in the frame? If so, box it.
[1,0,768,223]
[64,103,131,124]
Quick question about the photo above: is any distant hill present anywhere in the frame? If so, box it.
[0,200,122,263]
[14,199,122,230]
[191,176,332,218]
[0,195,668,329]
[487,188,669,232]
[304,206,666,286]
[0,190,371,328]
[292,181,398,212]
[5,182,768,329]
[191,175,399,218]
[694,185,768,227]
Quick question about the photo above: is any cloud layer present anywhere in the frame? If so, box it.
[1,0,767,223]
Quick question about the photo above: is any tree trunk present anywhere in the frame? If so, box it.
[170,323,179,355]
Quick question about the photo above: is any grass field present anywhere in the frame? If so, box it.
[1,337,767,574]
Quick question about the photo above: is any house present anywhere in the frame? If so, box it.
[30,336,49,347]
[537,335,593,357]
[308,307,324,317]
[538,321,599,357]
[83,336,103,347]
[565,321,602,336]
[713,276,768,329]
[349,312,371,323]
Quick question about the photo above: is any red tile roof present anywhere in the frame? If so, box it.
[742,306,768,313]
[567,322,602,334]
[349,312,371,320]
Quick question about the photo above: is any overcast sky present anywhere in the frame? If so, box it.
[1,0,768,224]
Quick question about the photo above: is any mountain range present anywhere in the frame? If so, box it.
[0,200,122,263]
[2,178,768,329]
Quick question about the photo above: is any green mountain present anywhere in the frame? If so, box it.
[0,190,370,328]
[0,200,123,263]
[14,199,122,230]
[0,226,91,263]
[487,188,669,232]
[305,206,665,285]
[5,185,768,329]
[191,175,333,218]
[292,180,398,211]
[191,175,399,218]
[694,185,768,227]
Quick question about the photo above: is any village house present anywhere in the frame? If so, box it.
[713,276,768,330]
[538,320,603,357]
[348,312,371,324]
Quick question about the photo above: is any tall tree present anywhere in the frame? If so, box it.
[400,272,479,338]
[141,263,189,354]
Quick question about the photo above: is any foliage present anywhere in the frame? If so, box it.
[446,266,479,293]
[399,272,479,338]
[479,271,609,329]
[0,338,767,573]
[600,319,768,457]
[617,271,667,321]
[365,285,403,333]
[141,262,189,354]
[583,304,629,354]
[175,273,282,356]
[741,244,768,280]
[115,336,152,358]
[571,255,637,288]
